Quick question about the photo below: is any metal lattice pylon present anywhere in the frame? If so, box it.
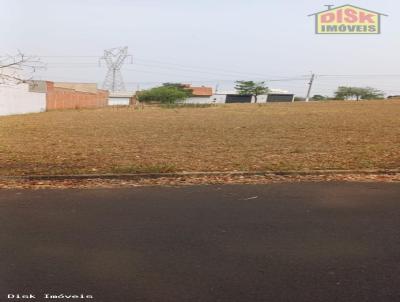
[100,47,132,92]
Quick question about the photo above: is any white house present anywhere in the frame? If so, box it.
[202,88,295,104]
[182,85,215,104]
[108,91,135,106]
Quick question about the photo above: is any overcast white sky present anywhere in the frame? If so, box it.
[1,0,399,96]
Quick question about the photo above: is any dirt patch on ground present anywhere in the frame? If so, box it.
[0,101,399,176]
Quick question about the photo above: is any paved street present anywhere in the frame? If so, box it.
[1,183,400,302]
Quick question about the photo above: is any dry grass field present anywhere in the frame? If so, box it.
[0,101,399,176]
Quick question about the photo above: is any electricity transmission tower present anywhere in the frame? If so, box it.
[100,47,132,92]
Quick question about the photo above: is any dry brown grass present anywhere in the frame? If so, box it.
[0,101,399,176]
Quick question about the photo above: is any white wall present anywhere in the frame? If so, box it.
[0,83,46,116]
[184,95,226,104]
[210,95,227,104]
[108,97,130,106]
[184,97,212,104]
[253,95,268,103]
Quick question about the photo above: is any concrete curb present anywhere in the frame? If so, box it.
[0,169,399,181]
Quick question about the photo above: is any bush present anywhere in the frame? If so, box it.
[312,95,329,101]
[137,86,189,104]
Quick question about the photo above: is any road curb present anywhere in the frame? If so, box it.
[1,169,399,181]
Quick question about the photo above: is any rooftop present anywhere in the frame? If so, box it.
[184,84,213,97]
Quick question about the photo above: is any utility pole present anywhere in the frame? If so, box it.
[305,73,315,102]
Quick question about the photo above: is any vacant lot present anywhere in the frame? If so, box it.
[0,101,399,176]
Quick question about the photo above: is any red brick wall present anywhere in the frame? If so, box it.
[46,82,108,110]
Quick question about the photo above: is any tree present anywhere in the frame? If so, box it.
[334,86,384,101]
[162,83,193,97]
[235,81,269,103]
[137,86,189,104]
[361,87,385,100]
[0,51,44,85]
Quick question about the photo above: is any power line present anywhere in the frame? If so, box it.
[317,74,400,77]
[43,64,310,82]
[133,58,285,78]
[39,55,309,79]
[39,55,400,80]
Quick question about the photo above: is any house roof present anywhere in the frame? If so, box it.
[184,85,213,96]
[308,4,388,17]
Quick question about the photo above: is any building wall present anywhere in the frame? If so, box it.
[0,83,46,116]
[28,80,48,93]
[254,95,268,103]
[252,95,295,103]
[108,97,131,106]
[54,82,99,93]
[46,82,108,110]
[266,94,295,102]
[211,95,227,103]
[184,95,227,104]
[184,96,212,104]
[183,94,293,104]
[226,94,252,103]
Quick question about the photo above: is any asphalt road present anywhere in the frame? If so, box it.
[1,183,400,302]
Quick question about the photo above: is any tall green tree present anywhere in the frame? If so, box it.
[235,81,269,103]
[361,87,385,100]
[335,86,384,101]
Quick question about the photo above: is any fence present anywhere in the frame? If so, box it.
[0,83,46,116]
[46,82,108,110]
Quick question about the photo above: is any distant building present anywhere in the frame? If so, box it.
[223,94,295,103]
[225,94,253,103]
[203,89,295,104]
[266,94,295,102]
[182,85,214,104]
[1,80,111,116]
[29,81,109,110]
[108,91,136,106]
[135,84,296,105]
